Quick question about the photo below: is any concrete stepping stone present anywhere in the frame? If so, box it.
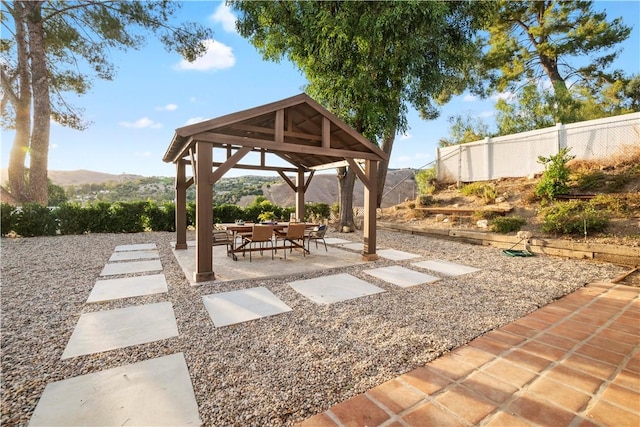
[29,353,201,426]
[87,274,168,303]
[114,243,156,252]
[100,259,162,276]
[412,259,481,276]
[364,265,440,288]
[202,286,292,327]
[289,273,385,304]
[377,248,422,261]
[61,302,178,359]
[339,242,365,251]
[108,250,159,262]
[324,237,352,245]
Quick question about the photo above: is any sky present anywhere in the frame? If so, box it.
[1,1,639,178]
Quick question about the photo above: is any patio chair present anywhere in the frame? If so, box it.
[275,223,307,259]
[242,224,275,262]
[212,229,234,258]
[305,224,327,252]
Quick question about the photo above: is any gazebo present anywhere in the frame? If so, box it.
[163,93,388,282]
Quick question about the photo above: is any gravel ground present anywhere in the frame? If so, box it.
[1,229,628,426]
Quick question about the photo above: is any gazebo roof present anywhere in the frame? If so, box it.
[162,93,387,171]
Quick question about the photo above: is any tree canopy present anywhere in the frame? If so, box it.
[232,0,489,223]
[1,1,212,204]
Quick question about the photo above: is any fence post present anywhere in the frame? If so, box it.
[457,145,462,188]
[556,122,566,153]
[485,137,493,181]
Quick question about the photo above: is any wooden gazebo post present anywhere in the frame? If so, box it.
[194,141,215,282]
[296,168,305,221]
[174,160,188,250]
[362,159,378,260]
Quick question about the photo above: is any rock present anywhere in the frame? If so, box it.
[435,214,446,222]
[495,196,506,203]
[517,231,533,239]
[477,220,489,228]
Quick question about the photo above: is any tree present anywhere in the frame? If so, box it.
[439,113,491,147]
[479,0,632,126]
[232,1,488,229]
[1,1,212,205]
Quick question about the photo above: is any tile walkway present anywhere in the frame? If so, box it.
[297,281,640,427]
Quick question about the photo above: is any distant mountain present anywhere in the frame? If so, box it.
[0,168,418,208]
[0,169,145,186]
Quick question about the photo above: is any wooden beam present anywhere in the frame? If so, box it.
[194,141,214,282]
[189,147,197,182]
[275,109,284,143]
[194,132,384,161]
[322,117,331,148]
[233,124,322,142]
[277,171,297,191]
[185,177,194,188]
[304,170,315,192]
[363,159,378,259]
[296,168,305,221]
[346,158,369,189]
[174,161,187,250]
[210,146,252,185]
[213,162,300,173]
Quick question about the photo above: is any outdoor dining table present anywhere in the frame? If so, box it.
[215,222,318,261]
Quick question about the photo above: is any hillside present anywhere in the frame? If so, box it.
[1,168,417,207]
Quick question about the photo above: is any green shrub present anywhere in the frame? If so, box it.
[575,170,606,192]
[588,194,630,217]
[85,202,114,233]
[415,167,436,195]
[416,194,434,206]
[460,182,497,204]
[108,201,148,233]
[536,148,575,200]
[12,203,57,237]
[145,201,176,232]
[56,202,90,234]
[1,203,16,236]
[473,210,499,221]
[489,216,526,233]
[540,200,609,235]
[186,202,196,227]
[214,204,245,223]
[305,202,330,222]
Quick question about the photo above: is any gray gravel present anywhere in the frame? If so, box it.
[1,229,627,425]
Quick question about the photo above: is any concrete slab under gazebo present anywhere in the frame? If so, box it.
[162,93,388,283]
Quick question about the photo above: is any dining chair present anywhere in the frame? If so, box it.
[276,223,307,259]
[212,229,234,257]
[305,224,328,252]
[242,224,275,261]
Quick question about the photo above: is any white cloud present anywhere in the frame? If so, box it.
[156,104,178,111]
[463,94,478,102]
[119,117,163,129]
[175,39,235,71]
[135,151,152,158]
[184,116,207,125]
[399,132,412,141]
[211,3,237,33]
[491,91,514,101]
[479,110,495,118]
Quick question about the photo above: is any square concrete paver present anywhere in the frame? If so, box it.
[378,249,422,261]
[289,273,385,304]
[114,243,157,252]
[202,286,293,327]
[108,250,159,262]
[29,353,201,426]
[340,242,365,251]
[61,302,178,359]
[100,259,163,276]
[364,265,440,288]
[86,274,168,303]
[324,238,352,245]
[412,259,481,276]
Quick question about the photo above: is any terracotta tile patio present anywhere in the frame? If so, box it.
[297,281,640,426]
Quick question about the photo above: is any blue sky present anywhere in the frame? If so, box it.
[1,1,639,178]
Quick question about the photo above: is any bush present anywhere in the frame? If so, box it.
[473,210,499,221]
[536,148,575,200]
[85,202,115,233]
[305,202,330,222]
[490,216,526,233]
[1,203,17,236]
[540,200,609,235]
[415,167,436,195]
[214,204,245,224]
[56,202,90,234]
[12,203,57,237]
[416,194,434,206]
[588,194,630,217]
[460,182,497,204]
[146,201,176,232]
[108,201,148,233]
